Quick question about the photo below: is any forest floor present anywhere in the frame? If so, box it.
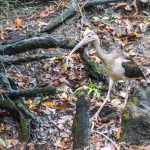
[0,1,150,150]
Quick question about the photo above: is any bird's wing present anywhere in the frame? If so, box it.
[122,59,145,79]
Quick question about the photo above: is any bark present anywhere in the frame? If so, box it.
[41,0,126,33]
[4,53,63,66]
[72,90,90,150]
[121,83,150,145]
[0,35,76,55]
[41,4,77,33]
[84,0,125,7]
[79,49,108,84]
[4,86,60,98]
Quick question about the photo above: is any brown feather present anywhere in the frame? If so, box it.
[122,60,145,79]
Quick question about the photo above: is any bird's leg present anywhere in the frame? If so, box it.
[124,82,129,107]
[91,78,114,120]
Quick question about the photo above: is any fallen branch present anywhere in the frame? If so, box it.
[3,86,61,98]
[84,0,125,7]
[4,53,63,66]
[0,35,76,55]
[41,6,77,33]
[79,49,108,84]
[41,0,125,33]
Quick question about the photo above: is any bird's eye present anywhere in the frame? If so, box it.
[88,35,91,38]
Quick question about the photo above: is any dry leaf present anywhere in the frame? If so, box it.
[116,127,122,140]
[39,6,55,19]
[114,3,127,9]
[54,138,66,149]
[61,63,68,72]
[14,16,22,28]
[59,77,70,85]
[61,92,68,99]
[120,91,126,98]
[41,101,53,107]
[56,0,68,10]
[132,145,150,150]
[111,98,121,106]
[26,98,36,109]
[0,32,5,40]
[18,82,25,88]
[119,33,141,44]
[55,105,65,109]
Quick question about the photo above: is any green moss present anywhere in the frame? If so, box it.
[122,110,129,120]
[126,97,137,106]
[87,58,100,73]
[63,39,74,47]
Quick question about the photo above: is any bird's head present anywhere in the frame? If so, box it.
[79,28,99,48]
[66,28,99,65]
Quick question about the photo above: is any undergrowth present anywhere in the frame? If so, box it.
[0,0,37,15]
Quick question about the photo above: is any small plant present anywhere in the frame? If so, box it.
[87,58,100,73]
[70,79,101,98]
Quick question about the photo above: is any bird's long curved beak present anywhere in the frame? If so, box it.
[66,37,92,66]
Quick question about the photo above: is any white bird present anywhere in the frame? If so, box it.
[66,28,145,120]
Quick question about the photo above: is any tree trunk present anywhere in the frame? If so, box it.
[72,90,90,150]
[121,83,150,145]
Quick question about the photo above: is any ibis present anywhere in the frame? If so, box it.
[66,28,145,120]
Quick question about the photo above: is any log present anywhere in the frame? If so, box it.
[84,0,125,7]
[0,58,14,91]
[72,90,90,149]
[41,0,126,33]
[0,35,76,55]
[3,86,61,98]
[4,53,63,66]
[41,2,77,33]
[79,49,108,84]
[121,83,150,145]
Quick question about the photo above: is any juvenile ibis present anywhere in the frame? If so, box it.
[66,28,145,120]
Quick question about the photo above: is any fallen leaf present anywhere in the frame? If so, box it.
[54,139,65,149]
[41,101,53,107]
[120,91,126,98]
[14,16,22,28]
[56,0,68,10]
[61,63,68,73]
[0,32,5,40]
[0,138,6,147]
[116,127,122,140]
[140,0,148,2]
[61,92,68,99]
[111,98,121,106]
[59,77,70,85]
[55,105,65,109]
[26,98,36,109]
[39,6,55,19]
[119,33,141,44]
[114,2,127,9]
[18,82,26,88]
[132,145,150,150]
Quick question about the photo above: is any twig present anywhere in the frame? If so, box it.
[50,120,71,134]
[91,130,120,150]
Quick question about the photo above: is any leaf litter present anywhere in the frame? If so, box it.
[0,1,150,149]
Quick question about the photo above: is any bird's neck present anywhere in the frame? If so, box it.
[94,40,106,64]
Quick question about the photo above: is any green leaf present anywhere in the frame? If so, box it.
[92,16,100,21]
[102,16,109,20]
[0,138,6,147]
